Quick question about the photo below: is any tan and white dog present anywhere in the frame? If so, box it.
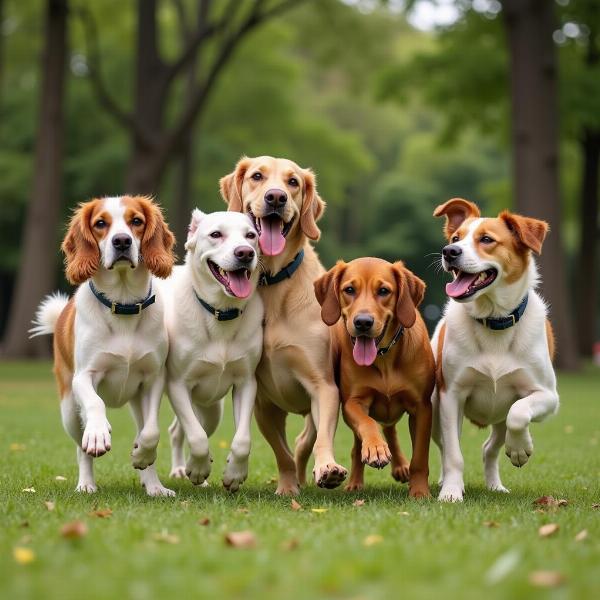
[30,196,176,496]
[161,209,263,492]
[430,198,559,502]
[220,156,347,494]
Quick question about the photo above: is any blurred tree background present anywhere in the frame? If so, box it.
[0,0,598,369]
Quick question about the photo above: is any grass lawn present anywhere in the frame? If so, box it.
[1,361,599,600]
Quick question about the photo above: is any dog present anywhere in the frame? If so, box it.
[161,209,263,492]
[314,258,435,498]
[431,198,559,502]
[30,196,176,495]
[220,156,347,494]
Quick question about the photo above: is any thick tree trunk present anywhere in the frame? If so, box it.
[501,0,578,369]
[1,0,68,358]
[576,129,600,356]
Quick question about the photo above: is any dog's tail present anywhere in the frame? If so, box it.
[29,292,70,338]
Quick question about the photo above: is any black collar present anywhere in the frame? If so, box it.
[194,291,242,322]
[377,324,405,356]
[89,280,155,315]
[475,295,529,330]
[259,250,304,286]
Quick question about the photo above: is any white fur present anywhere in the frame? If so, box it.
[29,292,70,337]
[160,210,263,492]
[33,197,174,497]
[431,219,559,502]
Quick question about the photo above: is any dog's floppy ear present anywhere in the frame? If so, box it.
[314,261,346,326]
[300,168,325,241]
[139,197,176,279]
[220,157,251,213]
[185,208,206,252]
[499,211,549,255]
[61,200,101,285]
[433,198,481,238]
[392,261,426,328]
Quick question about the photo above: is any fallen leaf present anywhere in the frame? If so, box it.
[218,440,228,449]
[575,529,588,542]
[55,476,67,482]
[291,499,302,511]
[198,517,210,526]
[485,549,521,585]
[22,487,36,493]
[592,503,600,509]
[89,509,112,518]
[557,499,568,507]
[363,534,383,547]
[397,511,410,516]
[353,499,365,507]
[483,520,500,528]
[10,443,26,451]
[281,538,299,551]
[60,520,88,539]
[538,523,559,538]
[534,496,558,507]
[44,501,55,512]
[311,508,328,514]
[236,507,249,514]
[152,530,180,544]
[13,547,35,565]
[225,530,256,548]
[529,571,565,588]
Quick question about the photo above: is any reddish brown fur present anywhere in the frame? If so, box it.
[53,298,76,397]
[546,319,556,362]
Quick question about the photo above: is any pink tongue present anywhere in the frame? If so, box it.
[227,270,252,299]
[259,218,286,256]
[353,336,378,366]
[446,272,480,298]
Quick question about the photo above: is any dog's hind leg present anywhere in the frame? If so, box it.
[383,424,410,484]
[255,400,299,495]
[294,414,316,486]
[483,422,509,493]
[168,417,187,478]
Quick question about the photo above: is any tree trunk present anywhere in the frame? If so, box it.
[576,129,600,356]
[501,0,578,369]
[1,0,68,358]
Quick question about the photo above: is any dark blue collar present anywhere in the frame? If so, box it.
[194,291,242,322]
[475,295,529,330]
[89,280,155,315]
[259,249,304,286]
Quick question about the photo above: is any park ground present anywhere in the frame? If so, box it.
[1,361,599,600]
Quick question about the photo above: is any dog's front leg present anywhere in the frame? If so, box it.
[505,388,559,468]
[72,371,112,458]
[167,379,211,485]
[311,382,348,489]
[222,377,257,492]
[438,388,465,502]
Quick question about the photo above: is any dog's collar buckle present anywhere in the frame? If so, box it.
[476,295,528,331]
[90,281,154,316]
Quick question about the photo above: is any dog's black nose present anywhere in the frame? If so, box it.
[264,188,287,209]
[353,314,374,333]
[234,245,255,263]
[112,234,132,251]
[442,244,462,261]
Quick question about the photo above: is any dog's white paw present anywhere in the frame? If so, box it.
[438,483,464,502]
[75,481,97,493]
[488,481,510,494]
[505,430,533,468]
[131,443,157,470]
[82,419,112,457]
[186,454,212,485]
[144,483,176,497]
[169,465,188,479]
[222,455,249,493]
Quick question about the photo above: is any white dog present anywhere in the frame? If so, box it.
[430,198,559,502]
[30,196,176,496]
[161,209,263,492]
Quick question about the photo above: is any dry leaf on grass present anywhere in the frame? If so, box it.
[533,496,568,509]
[363,534,383,547]
[281,538,299,551]
[60,520,88,539]
[198,517,210,526]
[13,547,35,565]
[22,487,36,493]
[483,520,500,528]
[89,509,112,518]
[236,507,249,514]
[291,499,302,511]
[397,511,410,516]
[538,523,559,538]
[592,503,600,509]
[225,530,256,548]
[529,570,565,588]
[574,529,588,542]
[10,443,26,451]
[55,476,67,482]
[353,499,365,507]
[44,501,55,512]
[311,508,328,514]
[152,530,180,544]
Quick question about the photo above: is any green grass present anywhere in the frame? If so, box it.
[1,361,599,600]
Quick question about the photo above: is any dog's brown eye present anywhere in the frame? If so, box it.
[288,177,299,187]
[451,235,459,243]
[480,235,494,244]
[246,231,256,240]
[94,220,107,229]
[343,286,355,295]
[131,217,143,227]
[210,231,222,239]
[251,172,263,181]
[378,287,390,297]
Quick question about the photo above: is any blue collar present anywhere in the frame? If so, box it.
[475,295,529,330]
[194,291,242,321]
[89,280,155,315]
[259,250,304,286]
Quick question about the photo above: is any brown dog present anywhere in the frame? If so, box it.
[314,258,435,497]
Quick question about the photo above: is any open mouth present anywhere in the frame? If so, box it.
[350,328,386,367]
[249,211,294,256]
[446,268,498,300]
[208,260,252,299]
